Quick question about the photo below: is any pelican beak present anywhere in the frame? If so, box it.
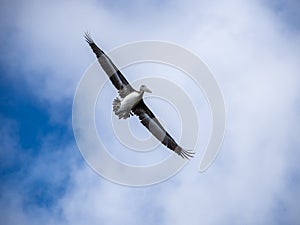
[144,87,152,93]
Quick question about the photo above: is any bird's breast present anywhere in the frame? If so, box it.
[120,92,142,110]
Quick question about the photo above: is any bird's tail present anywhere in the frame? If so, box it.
[112,97,131,119]
[112,97,121,112]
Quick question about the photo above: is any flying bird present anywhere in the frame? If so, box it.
[84,33,194,159]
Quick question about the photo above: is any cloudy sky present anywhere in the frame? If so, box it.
[1,0,300,224]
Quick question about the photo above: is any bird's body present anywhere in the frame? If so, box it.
[113,91,142,119]
[84,33,194,159]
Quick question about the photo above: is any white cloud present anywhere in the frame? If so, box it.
[1,0,300,224]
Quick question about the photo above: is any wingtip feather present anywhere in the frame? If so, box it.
[181,149,195,160]
[84,31,94,44]
[175,147,195,160]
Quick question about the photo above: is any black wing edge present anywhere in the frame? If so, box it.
[84,32,104,58]
[84,32,132,91]
[133,100,195,160]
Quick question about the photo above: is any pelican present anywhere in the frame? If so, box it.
[84,33,194,159]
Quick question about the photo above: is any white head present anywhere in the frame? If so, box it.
[139,84,152,93]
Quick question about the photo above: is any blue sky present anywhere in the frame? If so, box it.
[1,0,300,224]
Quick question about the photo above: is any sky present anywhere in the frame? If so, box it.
[1,0,300,224]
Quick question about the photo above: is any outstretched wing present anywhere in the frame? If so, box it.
[84,32,134,96]
[132,100,194,159]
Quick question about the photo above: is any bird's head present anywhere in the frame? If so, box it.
[139,85,152,93]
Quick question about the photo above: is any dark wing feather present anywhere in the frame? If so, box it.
[84,32,134,95]
[132,100,194,159]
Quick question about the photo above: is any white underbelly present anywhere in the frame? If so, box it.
[119,92,141,111]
